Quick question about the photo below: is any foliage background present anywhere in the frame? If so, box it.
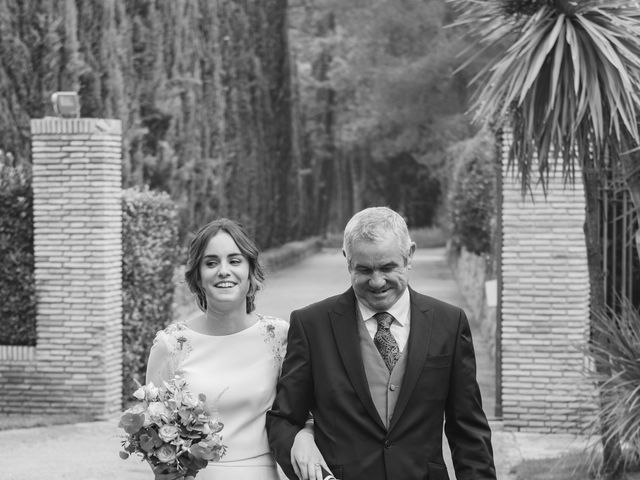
[122,187,179,403]
[0,0,309,247]
[0,0,484,240]
[289,0,481,231]
[447,128,498,257]
[0,161,36,345]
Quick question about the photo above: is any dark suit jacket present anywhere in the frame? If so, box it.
[266,287,496,480]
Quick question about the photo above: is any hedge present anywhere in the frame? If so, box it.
[448,129,498,256]
[122,186,179,404]
[0,164,36,345]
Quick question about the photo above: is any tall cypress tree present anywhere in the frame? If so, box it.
[0,0,312,247]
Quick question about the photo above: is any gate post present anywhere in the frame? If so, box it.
[29,117,122,418]
[499,129,596,433]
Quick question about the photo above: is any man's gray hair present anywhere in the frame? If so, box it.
[343,207,413,264]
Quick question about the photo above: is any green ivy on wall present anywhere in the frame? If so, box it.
[0,163,36,346]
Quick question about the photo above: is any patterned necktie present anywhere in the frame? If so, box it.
[373,312,400,372]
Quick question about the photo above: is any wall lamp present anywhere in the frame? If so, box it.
[51,91,80,118]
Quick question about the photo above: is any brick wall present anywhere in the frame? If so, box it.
[500,130,596,433]
[0,118,122,419]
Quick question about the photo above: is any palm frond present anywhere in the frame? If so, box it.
[448,0,640,190]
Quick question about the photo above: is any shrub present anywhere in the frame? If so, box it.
[448,129,498,256]
[0,163,36,345]
[122,186,179,404]
[586,297,640,476]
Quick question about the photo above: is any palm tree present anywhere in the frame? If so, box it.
[448,1,640,477]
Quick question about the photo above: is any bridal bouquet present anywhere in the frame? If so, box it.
[119,376,227,477]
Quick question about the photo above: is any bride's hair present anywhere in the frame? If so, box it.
[185,218,265,313]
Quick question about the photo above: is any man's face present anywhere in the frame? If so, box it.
[346,233,415,312]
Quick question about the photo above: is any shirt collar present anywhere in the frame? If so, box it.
[357,287,411,326]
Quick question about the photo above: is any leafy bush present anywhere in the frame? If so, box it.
[122,187,179,405]
[448,129,498,256]
[0,163,36,345]
[587,297,640,476]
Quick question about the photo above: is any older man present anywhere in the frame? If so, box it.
[267,207,496,480]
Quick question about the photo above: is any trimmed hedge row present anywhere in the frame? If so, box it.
[448,129,498,256]
[0,164,36,345]
[122,187,179,402]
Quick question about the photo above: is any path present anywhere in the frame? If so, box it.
[0,247,590,480]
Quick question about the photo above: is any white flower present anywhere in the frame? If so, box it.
[144,383,160,401]
[158,424,180,442]
[132,386,146,400]
[147,401,170,423]
[181,391,199,408]
[155,444,176,463]
[172,376,187,389]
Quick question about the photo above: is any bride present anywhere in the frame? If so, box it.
[146,218,327,480]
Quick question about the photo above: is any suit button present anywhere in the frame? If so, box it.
[384,441,391,449]
[389,384,396,391]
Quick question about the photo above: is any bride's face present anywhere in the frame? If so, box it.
[199,231,251,311]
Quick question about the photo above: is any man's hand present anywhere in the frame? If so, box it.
[291,428,332,480]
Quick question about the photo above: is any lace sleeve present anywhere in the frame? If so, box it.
[145,324,192,386]
[257,315,289,373]
[272,317,289,373]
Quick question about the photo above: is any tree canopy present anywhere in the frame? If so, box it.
[0,0,306,247]
[1,0,480,240]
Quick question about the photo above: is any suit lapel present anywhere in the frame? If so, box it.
[330,288,386,431]
[388,288,433,433]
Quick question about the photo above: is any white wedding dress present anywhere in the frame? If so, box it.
[146,314,289,480]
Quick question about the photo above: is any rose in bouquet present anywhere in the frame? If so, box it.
[119,376,227,478]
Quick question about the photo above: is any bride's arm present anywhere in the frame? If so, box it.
[145,334,196,480]
[290,417,333,480]
[145,332,174,387]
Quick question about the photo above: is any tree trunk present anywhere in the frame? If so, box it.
[309,10,337,233]
[582,163,624,480]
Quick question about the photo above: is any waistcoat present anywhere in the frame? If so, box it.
[357,315,408,428]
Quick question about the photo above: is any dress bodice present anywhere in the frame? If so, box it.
[146,314,288,477]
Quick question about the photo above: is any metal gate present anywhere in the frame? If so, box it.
[600,177,640,311]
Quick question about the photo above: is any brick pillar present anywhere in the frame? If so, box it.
[499,130,596,433]
[28,117,122,418]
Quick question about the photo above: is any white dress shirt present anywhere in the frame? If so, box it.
[357,288,411,352]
